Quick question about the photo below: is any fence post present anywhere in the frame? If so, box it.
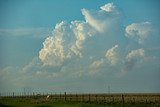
[76,94,78,102]
[112,96,114,107]
[13,92,14,97]
[55,93,56,101]
[64,92,66,101]
[70,94,72,101]
[68,93,70,101]
[103,95,105,102]
[89,94,90,103]
[60,92,61,100]
[42,92,44,98]
[103,95,106,105]
[33,92,35,98]
[95,95,97,102]
[133,98,135,107]
[122,94,124,107]
[82,94,84,102]
[146,99,147,107]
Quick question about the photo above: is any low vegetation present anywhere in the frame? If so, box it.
[0,93,160,107]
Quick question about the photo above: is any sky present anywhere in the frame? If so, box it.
[0,0,160,94]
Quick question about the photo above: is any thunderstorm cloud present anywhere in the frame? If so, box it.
[38,3,160,75]
[1,2,160,93]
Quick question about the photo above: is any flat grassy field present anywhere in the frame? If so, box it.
[0,93,160,107]
[0,98,107,107]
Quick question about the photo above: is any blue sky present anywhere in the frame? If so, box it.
[0,0,160,94]
[0,0,160,28]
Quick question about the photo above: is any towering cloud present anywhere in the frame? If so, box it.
[37,3,159,76]
[39,3,122,67]
[105,45,119,65]
[39,21,94,66]
[1,2,160,93]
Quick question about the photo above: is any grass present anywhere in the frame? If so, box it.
[1,99,158,107]
[0,94,160,107]
[0,98,108,107]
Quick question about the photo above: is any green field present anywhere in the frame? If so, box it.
[0,98,109,107]
[0,93,160,107]
[0,99,95,107]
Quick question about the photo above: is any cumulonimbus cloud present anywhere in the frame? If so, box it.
[1,2,160,93]
[37,2,159,76]
[39,3,122,67]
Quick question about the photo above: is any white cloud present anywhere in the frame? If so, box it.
[39,3,123,67]
[26,3,160,77]
[81,8,103,32]
[81,3,121,32]
[88,59,105,75]
[39,36,65,66]
[22,57,43,73]
[39,20,95,66]
[126,48,145,61]
[125,22,156,44]
[105,45,119,65]
[90,59,104,68]
[71,20,95,55]
[124,49,145,72]
[100,3,116,12]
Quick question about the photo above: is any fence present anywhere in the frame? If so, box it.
[1,93,160,106]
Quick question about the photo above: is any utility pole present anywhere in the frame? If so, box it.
[108,85,110,94]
